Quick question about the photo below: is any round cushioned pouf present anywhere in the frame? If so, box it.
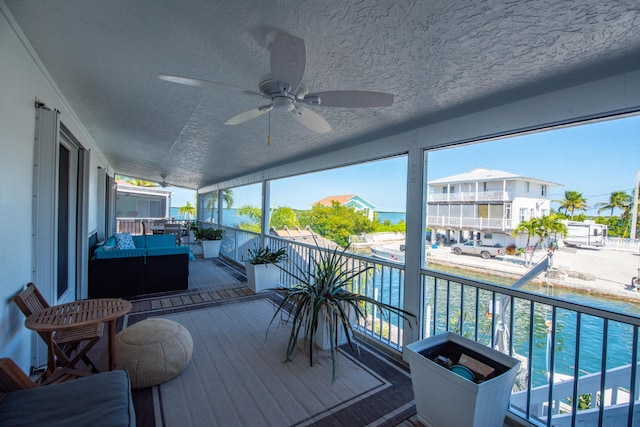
[110,318,193,389]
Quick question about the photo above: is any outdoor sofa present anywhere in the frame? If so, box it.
[89,233,191,298]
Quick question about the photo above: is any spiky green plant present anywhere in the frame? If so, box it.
[266,242,415,380]
[194,227,223,241]
[247,245,288,265]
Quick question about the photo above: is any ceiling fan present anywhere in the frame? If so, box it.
[159,174,169,188]
[158,32,394,134]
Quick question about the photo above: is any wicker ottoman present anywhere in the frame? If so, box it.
[108,318,193,389]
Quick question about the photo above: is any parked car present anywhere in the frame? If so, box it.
[450,240,503,259]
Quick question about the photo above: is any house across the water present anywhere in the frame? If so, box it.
[312,194,376,221]
[426,168,562,246]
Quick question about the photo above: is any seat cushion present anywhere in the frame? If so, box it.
[132,235,145,248]
[94,247,146,259]
[145,234,176,248]
[0,370,135,427]
[146,246,190,257]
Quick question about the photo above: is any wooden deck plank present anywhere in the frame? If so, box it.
[125,256,522,427]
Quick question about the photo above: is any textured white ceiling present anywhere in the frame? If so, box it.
[5,0,640,188]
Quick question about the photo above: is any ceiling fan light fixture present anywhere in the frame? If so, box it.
[159,32,394,134]
[272,95,294,111]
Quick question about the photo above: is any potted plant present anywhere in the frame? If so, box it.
[195,227,223,258]
[266,241,415,380]
[245,245,287,293]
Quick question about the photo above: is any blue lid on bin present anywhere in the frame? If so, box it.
[451,365,475,382]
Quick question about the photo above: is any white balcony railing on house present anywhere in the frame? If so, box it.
[426,215,515,230]
[428,190,511,203]
[605,237,640,253]
[217,225,640,427]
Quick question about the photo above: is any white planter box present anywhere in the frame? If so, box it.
[191,244,202,256]
[245,262,281,292]
[201,240,221,258]
[405,332,520,427]
[313,309,352,351]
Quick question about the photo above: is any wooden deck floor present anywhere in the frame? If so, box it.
[95,256,520,427]
[127,256,252,312]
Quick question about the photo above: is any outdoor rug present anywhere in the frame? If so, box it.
[126,297,415,426]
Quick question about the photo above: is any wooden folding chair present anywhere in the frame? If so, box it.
[0,358,89,390]
[13,283,104,374]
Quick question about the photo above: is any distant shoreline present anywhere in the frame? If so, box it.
[424,247,640,305]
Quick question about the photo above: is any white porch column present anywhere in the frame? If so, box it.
[402,133,423,352]
[216,190,223,225]
[261,180,271,246]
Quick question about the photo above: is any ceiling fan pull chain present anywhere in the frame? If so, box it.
[268,110,271,146]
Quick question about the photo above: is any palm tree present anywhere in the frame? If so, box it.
[205,189,234,210]
[514,215,567,266]
[116,175,158,187]
[595,191,632,216]
[237,205,261,232]
[177,202,196,220]
[537,214,568,249]
[555,191,588,220]
[619,188,640,238]
[204,189,234,221]
[513,217,539,267]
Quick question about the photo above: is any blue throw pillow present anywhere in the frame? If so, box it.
[114,232,136,250]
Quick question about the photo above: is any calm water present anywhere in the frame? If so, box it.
[377,264,640,386]
[376,212,406,224]
[427,263,640,315]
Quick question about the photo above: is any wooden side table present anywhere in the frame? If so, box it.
[25,298,132,377]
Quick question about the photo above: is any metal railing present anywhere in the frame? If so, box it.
[423,270,640,427]
[116,217,192,235]
[218,226,261,261]
[264,235,407,350]
[605,237,640,252]
[116,217,148,234]
[217,226,407,350]
[428,190,511,202]
[426,215,515,230]
[216,225,640,426]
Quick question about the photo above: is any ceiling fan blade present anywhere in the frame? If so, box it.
[225,105,273,125]
[158,74,263,98]
[290,106,331,134]
[270,33,306,93]
[302,90,394,108]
